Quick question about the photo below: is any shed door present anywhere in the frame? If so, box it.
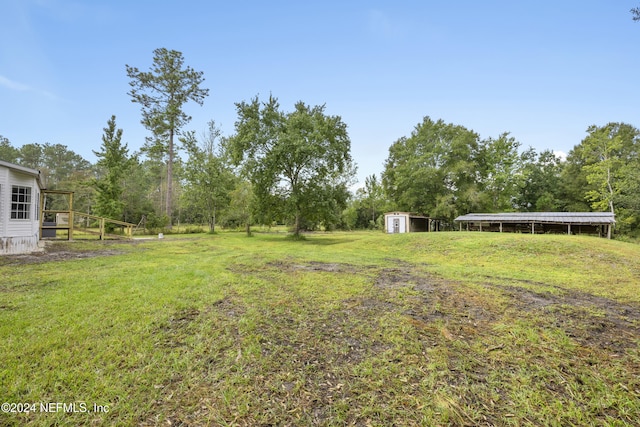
[393,218,400,233]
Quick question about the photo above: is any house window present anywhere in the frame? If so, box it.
[11,185,32,219]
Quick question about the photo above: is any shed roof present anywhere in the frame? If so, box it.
[384,212,429,219]
[454,212,615,225]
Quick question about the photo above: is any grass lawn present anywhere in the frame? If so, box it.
[0,231,638,426]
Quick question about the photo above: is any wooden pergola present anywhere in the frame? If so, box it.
[454,212,615,239]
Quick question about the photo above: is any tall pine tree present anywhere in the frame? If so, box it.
[126,48,209,227]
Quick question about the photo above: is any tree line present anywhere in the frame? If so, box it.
[1,48,639,237]
[369,118,640,237]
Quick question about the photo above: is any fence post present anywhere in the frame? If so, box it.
[68,193,74,241]
[100,218,105,240]
[69,210,74,241]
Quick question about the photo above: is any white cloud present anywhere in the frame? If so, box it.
[0,75,32,91]
[553,150,567,161]
[0,74,58,100]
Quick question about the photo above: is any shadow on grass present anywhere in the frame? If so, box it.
[255,232,356,246]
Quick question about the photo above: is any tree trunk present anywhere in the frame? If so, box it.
[606,166,615,214]
[294,210,300,236]
[166,128,174,229]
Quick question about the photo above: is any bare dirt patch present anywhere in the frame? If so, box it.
[0,240,140,265]
[267,259,362,273]
[231,259,640,353]
[490,283,640,353]
[373,265,640,353]
[376,266,498,331]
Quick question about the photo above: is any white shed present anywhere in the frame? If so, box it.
[384,212,435,234]
[385,212,410,233]
[0,160,45,254]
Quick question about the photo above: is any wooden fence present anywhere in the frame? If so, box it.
[40,190,135,241]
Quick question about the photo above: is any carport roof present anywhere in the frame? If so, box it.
[454,212,615,225]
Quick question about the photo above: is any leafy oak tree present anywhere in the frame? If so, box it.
[227,95,355,236]
[515,148,564,212]
[476,133,523,212]
[382,117,481,223]
[126,48,209,226]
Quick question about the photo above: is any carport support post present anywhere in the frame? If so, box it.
[531,222,535,234]
[568,224,571,235]
[607,224,612,239]
[499,222,503,233]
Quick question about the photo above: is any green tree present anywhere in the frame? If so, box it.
[44,144,92,191]
[121,157,161,226]
[126,48,209,226]
[579,123,640,233]
[515,149,564,212]
[558,146,592,212]
[13,142,92,212]
[477,133,523,211]
[363,174,384,227]
[92,115,133,222]
[16,142,91,189]
[17,143,45,170]
[344,174,387,230]
[0,136,20,163]
[580,123,632,214]
[382,117,480,224]
[225,180,255,236]
[137,148,169,219]
[343,179,388,231]
[227,96,356,236]
[181,121,235,232]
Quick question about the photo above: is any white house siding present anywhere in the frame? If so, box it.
[0,169,6,239]
[0,163,42,255]
[0,235,40,255]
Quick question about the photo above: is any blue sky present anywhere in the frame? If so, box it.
[2,0,639,187]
